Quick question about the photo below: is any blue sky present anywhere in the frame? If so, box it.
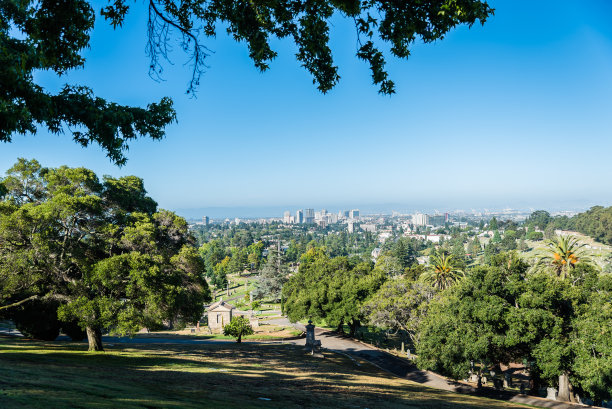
[2,1,612,216]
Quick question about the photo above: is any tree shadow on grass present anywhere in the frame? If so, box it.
[0,336,528,409]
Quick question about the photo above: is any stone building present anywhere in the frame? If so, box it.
[207,300,235,331]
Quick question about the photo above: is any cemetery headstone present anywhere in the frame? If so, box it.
[503,372,512,388]
[305,320,316,351]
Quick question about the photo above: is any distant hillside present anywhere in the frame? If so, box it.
[546,206,612,246]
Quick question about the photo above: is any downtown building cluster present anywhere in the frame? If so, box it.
[283,208,360,227]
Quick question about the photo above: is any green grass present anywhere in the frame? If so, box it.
[256,311,282,317]
[134,330,300,341]
[0,335,532,409]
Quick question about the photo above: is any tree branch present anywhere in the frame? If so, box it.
[147,0,211,95]
[0,295,39,311]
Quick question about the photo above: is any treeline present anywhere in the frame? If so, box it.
[195,223,383,290]
[525,207,612,246]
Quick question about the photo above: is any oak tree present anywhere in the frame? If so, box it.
[0,159,211,351]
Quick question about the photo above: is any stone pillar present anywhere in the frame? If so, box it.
[504,372,513,388]
[305,320,315,349]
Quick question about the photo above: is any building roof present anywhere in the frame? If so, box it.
[207,300,235,312]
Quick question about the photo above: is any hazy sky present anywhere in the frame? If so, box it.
[2,1,612,215]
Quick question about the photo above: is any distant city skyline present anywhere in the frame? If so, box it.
[176,201,589,220]
[2,1,612,213]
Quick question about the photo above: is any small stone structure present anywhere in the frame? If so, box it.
[305,320,321,354]
[205,300,260,333]
[206,300,235,331]
[249,315,259,329]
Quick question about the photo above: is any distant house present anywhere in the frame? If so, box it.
[207,300,235,331]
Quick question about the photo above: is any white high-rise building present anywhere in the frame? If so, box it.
[413,213,429,226]
[349,209,360,220]
[283,211,291,224]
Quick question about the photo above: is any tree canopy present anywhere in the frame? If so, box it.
[282,247,383,336]
[252,245,289,302]
[0,158,211,351]
[223,315,254,343]
[1,0,493,163]
[416,252,612,404]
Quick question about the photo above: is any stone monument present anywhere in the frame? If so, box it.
[305,320,315,349]
[304,320,321,355]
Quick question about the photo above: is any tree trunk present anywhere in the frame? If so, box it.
[86,327,104,352]
[237,333,242,343]
[557,372,571,402]
[569,383,578,403]
[349,320,359,337]
[336,320,344,334]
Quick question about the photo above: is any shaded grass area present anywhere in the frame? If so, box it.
[0,335,530,409]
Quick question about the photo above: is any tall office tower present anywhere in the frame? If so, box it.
[321,209,327,216]
[305,208,315,224]
[343,210,350,218]
[349,209,360,220]
[430,214,446,226]
[445,212,449,223]
[283,211,291,224]
[296,209,304,224]
[203,216,209,226]
[347,221,354,233]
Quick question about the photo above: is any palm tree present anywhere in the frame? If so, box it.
[420,252,464,290]
[533,235,591,279]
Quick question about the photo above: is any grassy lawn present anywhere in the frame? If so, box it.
[0,335,531,409]
[143,325,302,341]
